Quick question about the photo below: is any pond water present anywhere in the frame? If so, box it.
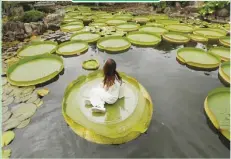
[8,40,230,158]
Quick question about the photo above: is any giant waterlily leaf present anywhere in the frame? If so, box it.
[132,16,150,24]
[219,36,230,47]
[2,131,15,146]
[17,41,57,57]
[89,22,106,27]
[106,19,127,26]
[71,32,100,43]
[97,36,131,53]
[12,103,37,122]
[61,24,84,32]
[162,32,190,44]
[37,88,49,97]
[127,31,161,46]
[189,34,208,43]
[146,22,164,27]
[209,47,230,61]
[156,19,180,25]
[193,28,226,40]
[17,118,31,129]
[219,61,230,85]
[7,54,64,86]
[116,23,140,32]
[139,26,168,35]
[204,87,230,140]
[165,24,194,33]
[62,71,153,144]
[56,41,88,56]
[177,47,221,70]
[82,59,100,70]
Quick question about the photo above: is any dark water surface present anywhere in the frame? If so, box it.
[9,41,230,158]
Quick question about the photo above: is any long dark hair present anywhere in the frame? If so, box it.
[103,59,122,90]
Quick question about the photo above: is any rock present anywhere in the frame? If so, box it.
[175,2,181,10]
[216,8,229,17]
[24,23,32,35]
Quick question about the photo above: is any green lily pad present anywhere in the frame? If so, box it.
[162,32,190,44]
[94,19,107,23]
[116,23,140,32]
[139,26,168,35]
[12,103,37,122]
[209,47,230,61]
[146,22,164,27]
[219,61,230,84]
[71,32,101,43]
[127,31,161,46]
[62,71,153,144]
[57,41,88,56]
[219,36,230,47]
[189,34,208,43]
[61,24,84,32]
[193,28,226,40]
[17,41,58,57]
[17,118,31,129]
[132,16,150,24]
[114,15,133,21]
[97,36,131,53]
[2,131,15,146]
[204,87,230,140]
[37,88,49,97]
[7,54,64,86]
[156,19,180,25]
[65,21,83,25]
[165,24,194,33]
[150,14,168,20]
[106,19,127,26]
[82,59,100,70]
[177,47,221,70]
[2,149,11,158]
[89,22,106,27]
[3,117,21,131]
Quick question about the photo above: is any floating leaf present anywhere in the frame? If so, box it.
[2,131,15,146]
[82,59,100,70]
[3,117,21,132]
[3,106,9,114]
[17,118,31,129]
[2,149,11,158]
[3,111,12,123]
[37,88,49,97]
[12,103,37,122]
[56,41,88,56]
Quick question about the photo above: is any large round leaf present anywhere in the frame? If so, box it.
[62,71,153,144]
[162,32,190,44]
[60,24,84,32]
[165,24,194,33]
[116,23,140,32]
[204,87,230,140]
[57,41,88,56]
[127,31,161,46]
[177,47,221,70]
[17,41,58,57]
[82,59,100,70]
[189,34,208,43]
[219,61,230,85]
[219,36,230,47]
[7,54,64,86]
[71,32,101,43]
[209,47,230,61]
[193,28,226,40]
[97,36,131,53]
[106,19,127,26]
[139,26,168,35]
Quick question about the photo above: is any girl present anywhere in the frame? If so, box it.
[85,59,124,113]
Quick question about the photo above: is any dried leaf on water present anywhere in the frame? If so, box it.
[2,131,15,147]
[2,149,11,159]
[3,111,12,123]
[26,93,39,103]
[2,106,9,114]
[2,96,14,107]
[36,100,43,108]
[3,117,20,132]
[12,103,37,122]
[2,77,7,86]
[37,88,49,97]
[17,118,31,129]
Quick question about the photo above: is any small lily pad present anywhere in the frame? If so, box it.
[3,106,9,114]
[17,118,31,129]
[26,93,39,103]
[36,100,44,108]
[2,149,11,158]
[82,59,100,70]
[34,98,42,107]
[37,88,49,97]
[2,97,14,107]
[2,131,15,146]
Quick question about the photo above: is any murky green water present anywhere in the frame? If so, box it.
[9,40,229,158]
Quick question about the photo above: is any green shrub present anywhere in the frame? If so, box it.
[199,2,230,16]
[22,10,45,22]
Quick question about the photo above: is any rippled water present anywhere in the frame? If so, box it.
[9,40,229,158]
